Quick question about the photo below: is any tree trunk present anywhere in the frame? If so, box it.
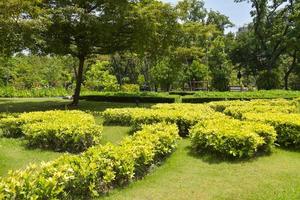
[284,51,297,90]
[284,75,289,90]
[71,56,85,106]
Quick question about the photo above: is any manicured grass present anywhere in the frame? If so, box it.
[102,139,300,200]
[0,138,61,176]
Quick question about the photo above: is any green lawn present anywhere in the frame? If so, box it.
[0,137,61,176]
[103,140,300,200]
[1,98,300,199]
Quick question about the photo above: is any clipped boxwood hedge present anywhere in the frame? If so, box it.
[0,123,180,199]
[243,113,300,148]
[0,110,102,153]
[190,118,276,158]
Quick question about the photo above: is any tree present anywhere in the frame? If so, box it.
[29,0,137,105]
[85,61,119,92]
[176,0,207,23]
[206,10,233,32]
[0,0,38,56]
[208,36,232,91]
[234,0,297,72]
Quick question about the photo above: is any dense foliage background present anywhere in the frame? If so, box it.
[0,0,299,104]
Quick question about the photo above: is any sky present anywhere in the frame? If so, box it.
[162,0,253,32]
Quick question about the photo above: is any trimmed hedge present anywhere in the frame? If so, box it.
[191,90,300,99]
[223,105,296,119]
[0,123,180,199]
[190,118,276,158]
[208,99,296,112]
[243,113,300,148]
[80,95,176,103]
[102,104,224,136]
[0,110,102,153]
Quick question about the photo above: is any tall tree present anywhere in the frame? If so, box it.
[29,0,137,105]
[235,0,297,72]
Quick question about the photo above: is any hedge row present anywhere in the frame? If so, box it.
[243,113,300,148]
[209,99,300,149]
[208,99,296,112]
[80,95,176,103]
[0,110,102,153]
[102,104,225,136]
[190,117,276,158]
[0,123,180,199]
[223,105,296,119]
[192,90,300,99]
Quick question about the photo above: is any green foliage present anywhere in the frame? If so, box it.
[211,69,230,91]
[190,117,276,158]
[0,123,179,199]
[201,91,300,99]
[0,110,102,152]
[121,84,140,93]
[0,87,71,98]
[151,58,179,91]
[256,71,281,90]
[85,61,119,92]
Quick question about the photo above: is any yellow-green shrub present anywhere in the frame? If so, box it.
[102,104,224,136]
[0,123,180,199]
[243,113,300,148]
[223,105,296,119]
[208,99,296,112]
[0,110,102,152]
[190,117,276,158]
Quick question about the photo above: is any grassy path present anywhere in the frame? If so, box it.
[103,139,300,200]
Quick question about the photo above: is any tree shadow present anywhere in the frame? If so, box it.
[185,145,272,165]
[276,146,300,153]
[0,99,154,113]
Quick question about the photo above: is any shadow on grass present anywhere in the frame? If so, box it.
[185,145,273,165]
[276,146,300,153]
[0,100,69,113]
[0,99,154,113]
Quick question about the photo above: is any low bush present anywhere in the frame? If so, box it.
[0,123,180,199]
[243,113,300,148]
[223,105,296,119]
[208,99,296,113]
[121,84,140,92]
[0,110,102,153]
[103,104,224,136]
[80,95,176,103]
[182,90,300,103]
[190,118,276,158]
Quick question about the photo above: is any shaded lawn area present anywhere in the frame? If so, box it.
[0,98,153,113]
[102,139,300,200]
